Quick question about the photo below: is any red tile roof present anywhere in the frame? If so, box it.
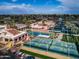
[6,29,19,35]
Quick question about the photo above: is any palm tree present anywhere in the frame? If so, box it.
[4,16,16,29]
[42,19,47,26]
[23,17,32,29]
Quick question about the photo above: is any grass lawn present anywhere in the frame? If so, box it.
[62,35,79,44]
[20,49,56,59]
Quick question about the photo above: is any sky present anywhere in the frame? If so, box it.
[0,0,79,14]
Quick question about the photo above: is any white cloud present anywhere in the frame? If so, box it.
[0,0,79,14]
[58,0,79,5]
[0,2,36,14]
[0,4,65,14]
[58,0,79,10]
[0,3,32,10]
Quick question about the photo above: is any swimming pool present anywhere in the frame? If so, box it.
[27,31,50,36]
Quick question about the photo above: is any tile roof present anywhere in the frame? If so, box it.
[6,29,19,35]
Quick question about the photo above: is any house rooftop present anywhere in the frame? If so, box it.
[15,24,27,29]
[6,29,20,35]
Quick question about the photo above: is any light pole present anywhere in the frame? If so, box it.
[67,27,70,57]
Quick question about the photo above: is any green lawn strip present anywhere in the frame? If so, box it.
[20,49,56,59]
[62,35,79,43]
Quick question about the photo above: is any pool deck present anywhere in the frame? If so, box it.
[30,28,50,33]
[21,46,75,59]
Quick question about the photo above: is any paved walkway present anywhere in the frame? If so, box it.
[21,46,75,59]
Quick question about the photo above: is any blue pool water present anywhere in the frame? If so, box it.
[28,31,49,36]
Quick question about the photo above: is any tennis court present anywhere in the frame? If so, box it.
[24,38,79,58]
